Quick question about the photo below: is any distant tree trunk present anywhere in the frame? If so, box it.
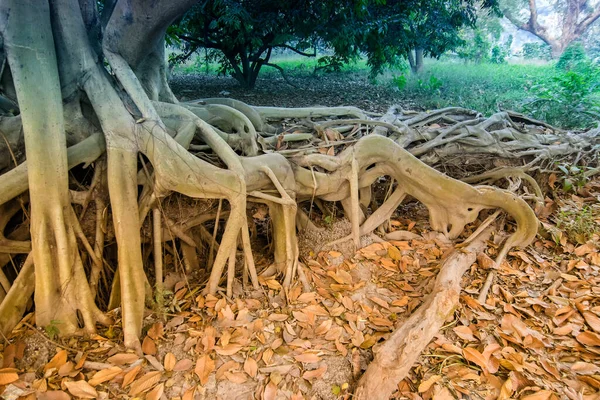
[503,0,600,58]
[408,47,424,74]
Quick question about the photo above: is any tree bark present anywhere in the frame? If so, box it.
[1,0,107,333]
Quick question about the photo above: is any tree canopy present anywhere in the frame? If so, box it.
[171,0,498,87]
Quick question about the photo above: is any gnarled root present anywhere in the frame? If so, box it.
[354,227,494,400]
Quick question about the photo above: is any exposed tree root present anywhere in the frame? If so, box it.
[354,227,494,400]
[3,0,599,364]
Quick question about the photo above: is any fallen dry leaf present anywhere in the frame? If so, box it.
[121,365,142,388]
[418,375,442,393]
[463,347,489,374]
[88,366,122,386]
[129,371,162,396]
[302,365,327,380]
[164,353,176,372]
[244,357,258,378]
[142,336,157,355]
[294,352,321,363]
[576,331,600,346]
[263,381,278,400]
[195,354,215,385]
[107,353,139,365]
[173,358,194,372]
[44,350,68,372]
[64,380,98,399]
[453,325,477,342]
[145,382,165,400]
[0,368,19,385]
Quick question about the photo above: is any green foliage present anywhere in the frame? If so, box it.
[45,320,61,340]
[457,29,492,62]
[392,60,553,116]
[491,45,507,63]
[522,42,552,60]
[172,0,498,87]
[555,205,598,244]
[392,74,408,90]
[417,75,443,92]
[524,53,600,129]
[556,42,587,71]
[556,163,590,192]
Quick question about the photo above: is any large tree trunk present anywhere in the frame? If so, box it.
[1,0,108,334]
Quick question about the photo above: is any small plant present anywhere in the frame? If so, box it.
[557,163,590,192]
[555,206,598,244]
[556,43,588,71]
[392,74,407,90]
[524,51,600,129]
[45,320,61,340]
[491,45,507,64]
[323,214,335,227]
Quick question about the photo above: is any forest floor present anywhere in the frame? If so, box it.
[1,74,600,400]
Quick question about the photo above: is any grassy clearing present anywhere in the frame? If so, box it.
[172,52,598,129]
[389,59,555,116]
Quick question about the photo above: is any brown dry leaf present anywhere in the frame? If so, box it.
[432,386,453,400]
[369,296,390,309]
[129,371,162,396]
[387,246,402,261]
[370,317,393,327]
[453,326,477,342]
[315,319,333,335]
[146,382,165,400]
[294,352,321,363]
[182,386,196,400]
[244,357,258,378]
[268,314,289,322]
[418,375,442,393]
[173,358,194,372]
[64,380,98,399]
[195,354,215,385]
[37,390,70,400]
[572,361,600,375]
[44,350,68,372]
[88,366,122,386]
[302,365,327,380]
[497,377,514,400]
[0,368,19,385]
[147,322,164,340]
[225,371,248,384]
[142,336,157,355]
[107,353,139,365]
[520,390,554,400]
[263,381,278,400]
[216,343,242,356]
[582,311,600,333]
[163,353,176,372]
[576,331,600,346]
[121,365,142,388]
[463,347,488,374]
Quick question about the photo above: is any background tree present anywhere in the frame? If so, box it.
[171,0,366,88]
[503,0,600,57]
[172,0,497,86]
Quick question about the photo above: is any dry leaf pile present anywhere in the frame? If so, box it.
[1,179,600,400]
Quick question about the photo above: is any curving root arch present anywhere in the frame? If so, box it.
[0,0,597,374]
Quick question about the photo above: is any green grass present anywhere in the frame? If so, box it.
[170,52,371,76]
[171,52,599,129]
[388,59,556,116]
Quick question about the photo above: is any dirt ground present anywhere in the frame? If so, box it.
[169,72,409,113]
